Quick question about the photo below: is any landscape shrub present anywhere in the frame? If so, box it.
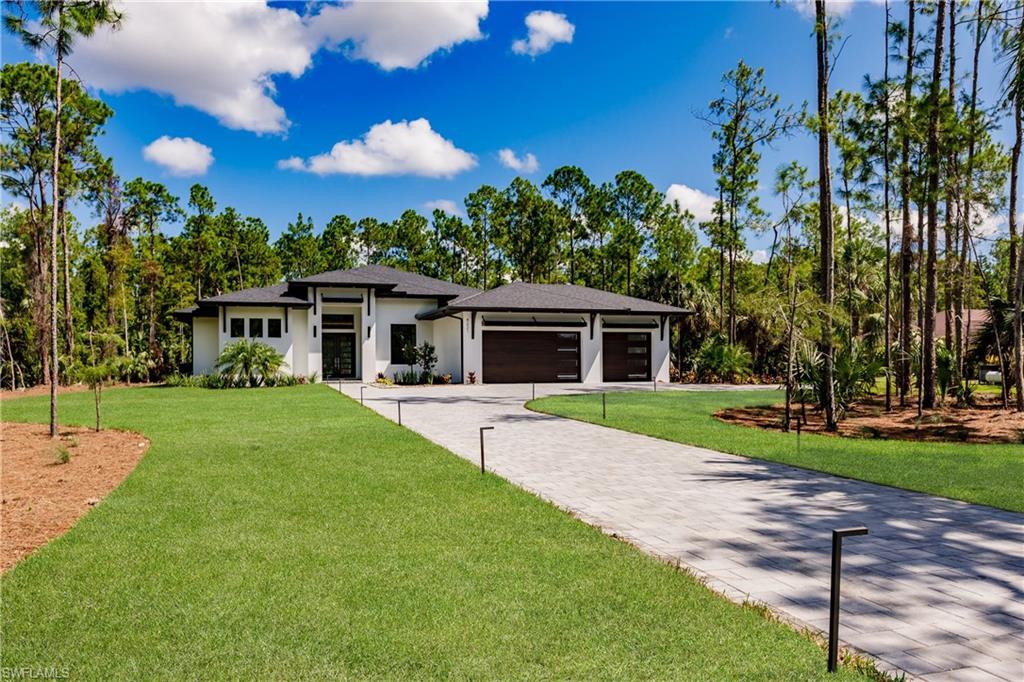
[216,340,287,387]
[695,335,752,383]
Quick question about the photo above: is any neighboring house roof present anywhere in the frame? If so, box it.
[934,308,990,341]
[418,282,690,319]
[292,264,479,298]
[200,283,312,307]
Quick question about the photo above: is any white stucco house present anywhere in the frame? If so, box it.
[175,265,688,384]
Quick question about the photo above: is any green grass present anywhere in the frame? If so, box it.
[0,386,866,680]
[529,390,1024,513]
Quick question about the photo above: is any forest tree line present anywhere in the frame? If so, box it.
[1,0,1022,426]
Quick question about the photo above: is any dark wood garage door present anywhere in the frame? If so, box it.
[603,332,651,381]
[483,331,581,383]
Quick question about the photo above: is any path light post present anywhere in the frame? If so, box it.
[360,385,365,406]
[602,392,607,419]
[532,383,535,401]
[789,415,803,455]
[828,526,869,673]
[653,379,657,392]
[397,399,402,426]
[479,426,494,474]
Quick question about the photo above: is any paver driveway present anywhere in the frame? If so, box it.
[335,382,1023,681]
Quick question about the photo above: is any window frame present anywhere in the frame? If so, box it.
[230,318,245,338]
[267,318,282,338]
[249,318,263,338]
[390,324,417,365]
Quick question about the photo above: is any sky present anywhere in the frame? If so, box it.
[1,0,1017,256]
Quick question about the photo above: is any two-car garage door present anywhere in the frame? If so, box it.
[482,331,581,383]
[481,330,653,383]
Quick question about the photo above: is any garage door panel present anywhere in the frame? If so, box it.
[603,332,651,381]
[483,331,580,383]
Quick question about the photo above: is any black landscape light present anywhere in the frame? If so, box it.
[479,426,494,474]
[828,526,869,673]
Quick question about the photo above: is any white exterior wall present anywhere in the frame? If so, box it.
[432,316,463,383]
[291,308,309,376]
[192,317,218,374]
[216,306,296,374]
[374,298,461,380]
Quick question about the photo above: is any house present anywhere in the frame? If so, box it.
[174,265,689,384]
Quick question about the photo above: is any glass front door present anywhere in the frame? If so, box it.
[323,333,356,379]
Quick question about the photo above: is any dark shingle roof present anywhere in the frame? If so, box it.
[423,282,689,317]
[293,264,478,298]
[200,283,311,307]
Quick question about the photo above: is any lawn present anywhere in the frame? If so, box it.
[529,390,1024,513]
[0,386,865,680]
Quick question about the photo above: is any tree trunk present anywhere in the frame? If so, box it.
[883,0,893,411]
[922,0,945,409]
[899,0,917,406]
[60,199,74,360]
[816,0,837,431]
[943,0,957,378]
[959,1,985,400]
[1011,87,1023,411]
[718,188,725,333]
[49,32,63,437]
[94,383,101,432]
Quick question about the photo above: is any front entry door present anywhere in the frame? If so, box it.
[323,333,356,379]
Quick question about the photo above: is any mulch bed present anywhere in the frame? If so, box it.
[0,382,158,401]
[1,422,149,572]
[716,394,1024,445]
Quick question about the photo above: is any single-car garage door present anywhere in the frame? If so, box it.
[483,331,581,383]
[603,332,651,381]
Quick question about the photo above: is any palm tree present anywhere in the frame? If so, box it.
[216,340,287,388]
[5,0,122,436]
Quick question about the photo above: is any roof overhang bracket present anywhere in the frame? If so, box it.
[366,288,372,316]
[590,312,597,339]
[660,315,668,341]
[471,311,477,340]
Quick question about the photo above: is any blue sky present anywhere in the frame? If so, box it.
[1,1,1016,253]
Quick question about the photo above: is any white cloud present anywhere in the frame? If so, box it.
[425,199,461,216]
[281,118,476,178]
[498,148,539,173]
[512,10,574,57]
[276,156,306,172]
[750,249,770,265]
[75,3,313,134]
[723,26,734,39]
[142,136,214,176]
[73,2,489,134]
[665,184,716,223]
[786,0,883,20]
[309,1,488,71]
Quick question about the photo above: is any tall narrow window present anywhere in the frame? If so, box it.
[230,318,244,338]
[249,318,263,338]
[268,319,282,338]
[391,324,416,364]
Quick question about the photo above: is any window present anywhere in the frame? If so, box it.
[230,318,244,338]
[249,318,263,338]
[268,319,282,338]
[323,314,354,330]
[391,324,416,365]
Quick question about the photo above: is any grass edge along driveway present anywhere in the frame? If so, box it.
[1,385,870,680]
[528,390,1024,513]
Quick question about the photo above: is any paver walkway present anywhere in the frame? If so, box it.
[334,382,1024,681]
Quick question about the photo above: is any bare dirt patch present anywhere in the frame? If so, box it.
[0,382,158,401]
[1,422,149,572]
[716,394,1024,444]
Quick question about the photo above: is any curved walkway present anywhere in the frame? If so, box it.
[335,382,1023,681]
